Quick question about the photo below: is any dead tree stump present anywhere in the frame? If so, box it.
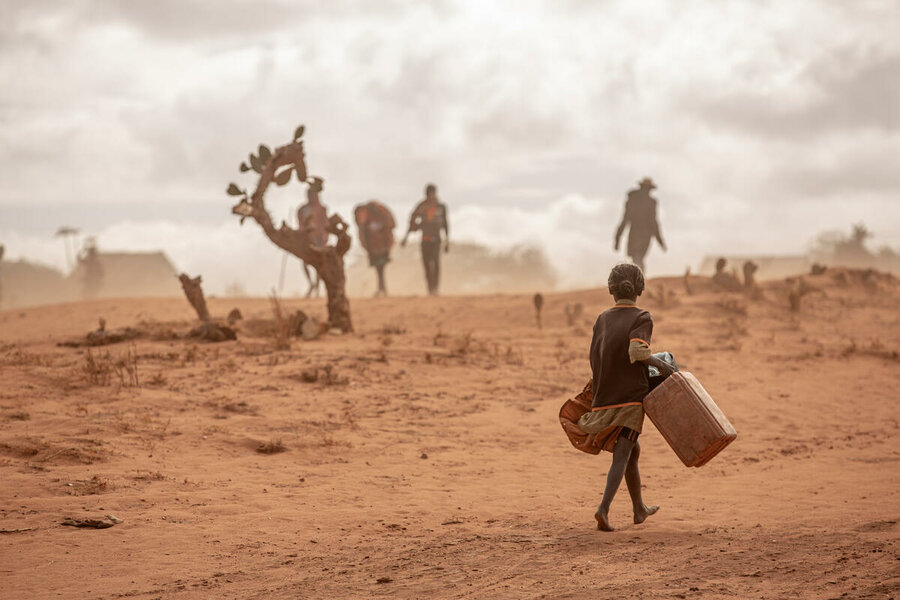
[179,273,211,321]
[227,126,353,333]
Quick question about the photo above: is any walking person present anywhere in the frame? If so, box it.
[402,183,449,296]
[354,200,396,297]
[614,177,666,273]
[577,263,676,531]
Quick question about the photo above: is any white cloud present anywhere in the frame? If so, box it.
[1,0,898,286]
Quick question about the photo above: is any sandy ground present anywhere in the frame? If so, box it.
[0,270,898,600]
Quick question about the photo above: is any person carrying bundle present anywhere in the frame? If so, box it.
[577,263,676,531]
[354,200,396,297]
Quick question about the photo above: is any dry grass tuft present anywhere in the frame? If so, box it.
[715,298,748,317]
[450,332,474,356]
[147,371,168,387]
[269,293,293,350]
[256,439,286,454]
[67,475,113,496]
[1,349,53,367]
[82,345,139,387]
[320,365,348,386]
[381,322,406,335]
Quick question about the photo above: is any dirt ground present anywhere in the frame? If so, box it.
[1,270,898,600]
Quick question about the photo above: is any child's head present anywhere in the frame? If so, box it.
[608,263,645,301]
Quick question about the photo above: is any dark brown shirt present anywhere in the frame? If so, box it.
[589,301,654,409]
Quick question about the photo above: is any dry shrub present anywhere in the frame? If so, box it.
[715,298,748,317]
[1,349,52,367]
[505,346,524,365]
[82,345,139,387]
[257,439,286,454]
[0,437,106,464]
[223,401,256,414]
[132,470,166,481]
[381,322,406,335]
[147,372,167,387]
[82,349,113,385]
[321,365,348,386]
[450,332,474,356]
[67,475,113,496]
[184,344,199,364]
[269,293,292,350]
[294,365,348,385]
[841,339,899,361]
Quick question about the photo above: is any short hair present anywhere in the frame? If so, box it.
[608,263,645,299]
[425,183,437,194]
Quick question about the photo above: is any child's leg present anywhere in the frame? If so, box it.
[595,433,635,531]
[624,441,660,524]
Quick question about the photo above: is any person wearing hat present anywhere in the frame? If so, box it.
[614,177,667,273]
[402,183,449,296]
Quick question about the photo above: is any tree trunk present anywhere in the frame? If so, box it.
[178,273,211,321]
[228,133,353,332]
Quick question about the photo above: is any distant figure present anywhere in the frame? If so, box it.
[533,293,544,329]
[614,177,666,273]
[297,177,328,297]
[78,238,104,299]
[354,200,396,297]
[712,257,742,292]
[402,183,449,296]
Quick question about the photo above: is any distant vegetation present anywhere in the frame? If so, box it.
[810,223,899,273]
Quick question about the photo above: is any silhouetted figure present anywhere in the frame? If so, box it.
[297,177,328,297]
[614,178,666,273]
[354,200,396,297]
[712,257,742,292]
[78,238,104,299]
[402,183,449,296]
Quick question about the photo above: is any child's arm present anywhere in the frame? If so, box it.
[629,337,676,379]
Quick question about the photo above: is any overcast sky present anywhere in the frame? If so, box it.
[1,0,898,293]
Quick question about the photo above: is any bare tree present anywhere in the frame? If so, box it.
[227,126,353,333]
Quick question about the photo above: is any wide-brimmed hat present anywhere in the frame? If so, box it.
[638,177,656,189]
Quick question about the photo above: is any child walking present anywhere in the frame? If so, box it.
[577,263,675,531]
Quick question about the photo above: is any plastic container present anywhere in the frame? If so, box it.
[643,371,737,467]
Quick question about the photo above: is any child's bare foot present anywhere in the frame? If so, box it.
[633,504,659,525]
[594,508,614,532]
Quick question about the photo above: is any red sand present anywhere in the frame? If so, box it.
[1,270,898,599]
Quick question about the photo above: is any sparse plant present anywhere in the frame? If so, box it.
[184,345,199,364]
[82,349,113,386]
[147,372,167,387]
[381,322,406,335]
[320,365,348,386]
[112,345,139,387]
[715,298,748,317]
[505,346,524,365]
[269,292,292,350]
[257,439,286,454]
[451,332,474,356]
